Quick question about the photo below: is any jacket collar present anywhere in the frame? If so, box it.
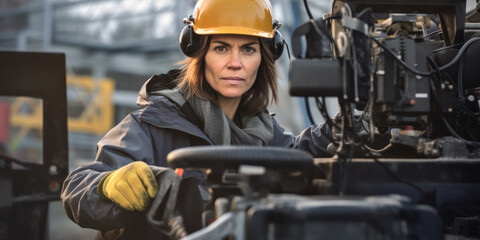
[137,70,181,108]
[138,95,213,145]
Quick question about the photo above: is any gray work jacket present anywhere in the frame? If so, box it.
[61,73,332,239]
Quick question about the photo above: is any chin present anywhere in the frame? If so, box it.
[218,91,245,99]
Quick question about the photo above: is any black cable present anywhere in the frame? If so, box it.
[428,55,477,139]
[315,97,342,132]
[422,29,442,39]
[358,99,372,136]
[304,97,315,125]
[305,97,339,146]
[371,37,432,76]
[437,37,480,71]
[303,97,339,153]
[372,155,425,195]
[457,54,465,98]
[372,37,480,77]
[427,57,480,142]
[440,117,480,147]
[302,0,340,58]
[426,57,480,147]
[347,102,356,132]
[315,97,361,162]
[431,41,465,53]
[302,0,314,20]
[340,101,351,135]
[283,40,292,61]
[315,97,357,143]
[310,19,340,58]
[361,147,425,196]
[427,56,460,96]
[427,42,480,143]
[360,119,370,135]
[337,98,356,139]
[460,104,479,119]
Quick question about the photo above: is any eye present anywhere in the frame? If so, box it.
[214,46,227,53]
[242,46,257,55]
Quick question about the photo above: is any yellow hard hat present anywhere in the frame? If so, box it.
[191,0,276,38]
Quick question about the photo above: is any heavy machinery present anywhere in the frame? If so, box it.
[146,0,480,239]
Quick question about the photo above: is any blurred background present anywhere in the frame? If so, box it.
[1,0,478,239]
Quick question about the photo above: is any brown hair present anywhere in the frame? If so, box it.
[177,35,278,117]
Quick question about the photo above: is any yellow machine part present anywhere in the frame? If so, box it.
[9,75,115,135]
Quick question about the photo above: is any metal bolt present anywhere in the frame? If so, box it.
[448,85,454,90]
[448,108,453,112]
[467,95,475,102]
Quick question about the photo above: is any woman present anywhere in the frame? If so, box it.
[61,0,332,239]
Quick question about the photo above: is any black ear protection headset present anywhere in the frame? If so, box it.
[179,15,285,60]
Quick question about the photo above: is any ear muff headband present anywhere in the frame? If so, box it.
[179,25,284,60]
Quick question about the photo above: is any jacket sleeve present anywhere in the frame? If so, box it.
[61,113,171,231]
[270,117,333,158]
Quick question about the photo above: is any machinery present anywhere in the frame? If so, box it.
[289,0,480,153]
[147,0,480,239]
[0,51,68,240]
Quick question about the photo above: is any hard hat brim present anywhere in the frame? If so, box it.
[194,26,275,38]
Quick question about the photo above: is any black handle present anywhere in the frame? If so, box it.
[167,146,314,171]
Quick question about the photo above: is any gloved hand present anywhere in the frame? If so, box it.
[98,161,159,211]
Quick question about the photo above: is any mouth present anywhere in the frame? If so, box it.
[221,76,244,85]
[221,76,244,81]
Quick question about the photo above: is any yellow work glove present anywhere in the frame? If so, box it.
[98,161,159,212]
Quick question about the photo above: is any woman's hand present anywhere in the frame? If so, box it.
[98,161,159,211]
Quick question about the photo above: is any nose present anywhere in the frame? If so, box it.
[227,50,242,70]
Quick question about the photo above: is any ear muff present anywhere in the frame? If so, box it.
[269,30,285,60]
[179,25,202,57]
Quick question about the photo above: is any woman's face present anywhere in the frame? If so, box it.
[204,34,261,102]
